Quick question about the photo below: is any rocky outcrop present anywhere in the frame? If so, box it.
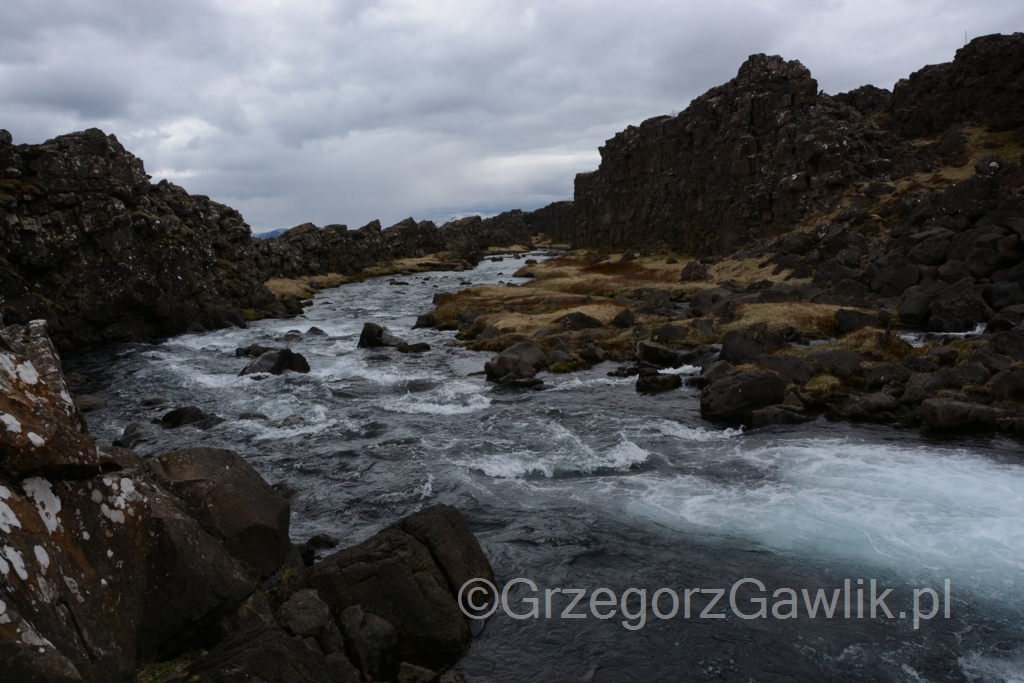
[572,54,921,256]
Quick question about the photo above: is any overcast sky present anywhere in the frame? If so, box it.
[2,1,1022,232]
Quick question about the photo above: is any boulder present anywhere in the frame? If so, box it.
[902,355,939,372]
[870,264,920,297]
[276,589,346,656]
[413,313,437,329]
[806,350,863,379]
[635,341,684,368]
[557,311,603,331]
[484,342,548,382]
[636,371,683,394]
[680,261,710,281]
[701,371,788,421]
[694,360,732,388]
[394,504,496,594]
[989,369,1024,400]
[929,280,994,332]
[239,349,311,376]
[834,308,881,334]
[160,405,226,429]
[688,288,733,316]
[169,625,359,683]
[863,363,912,388]
[719,328,786,364]
[0,322,99,479]
[954,362,991,385]
[650,324,689,343]
[236,343,275,358]
[897,286,937,326]
[971,349,1012,374]
[984,282,1024,311]
[746,405,814,427]
[397,342,431,354]
[151,447,291,578]
[399,662,440,683]
[340,606,399,682]
[358,322,407,348]
[756,354,813,384]
[611,308,635,328]
[924,368,963,392]
[859,392,901,413]
[920,399,1001,430]
[928,348,959,366]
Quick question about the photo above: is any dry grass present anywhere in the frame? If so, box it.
[720,302,841,339]
[485,244,531,254]
[514,251,692,298]
[806,373,842,396]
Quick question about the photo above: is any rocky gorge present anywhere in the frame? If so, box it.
[1,30,1024,683]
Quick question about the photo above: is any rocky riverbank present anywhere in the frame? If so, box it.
[0,321,493,682]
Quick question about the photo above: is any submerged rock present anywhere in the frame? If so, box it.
[239,349,311,376]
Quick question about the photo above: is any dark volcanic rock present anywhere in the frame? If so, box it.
[239,349,311,376]
[807,350,863,379]
[757,354,813,384]
[635,340,685,368]
[701,371,788,420]
[636,371,683,393]
[340,606,399,682]
[611,308,636,328]
[358,322,407,348]
[484,342,547,382]
[152,447,291,578]
[929,280,994,332]
[747,405,815,427]
[719,328,786,364]
[160,405,226,430]
[557,311,604,331]
[920,399,1001,430]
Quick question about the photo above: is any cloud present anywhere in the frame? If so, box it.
[1,0,1022,231]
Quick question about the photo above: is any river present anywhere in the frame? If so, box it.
[67,254,1024,682]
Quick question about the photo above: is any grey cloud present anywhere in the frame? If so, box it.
[1,0,1023,231]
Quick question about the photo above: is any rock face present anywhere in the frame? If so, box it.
[700,370,788,421]
[238,349,311,376]
[572,54,919,255]
[0,130,542,352]
[293,504,494,670]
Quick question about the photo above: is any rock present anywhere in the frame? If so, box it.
[484,342,547,382]
[413,313,437,329]
[688,288,733,316]
[719,328,786,364]
[397,342,431,354]
[238,411,269,421]
[901,385,928,405]
[339,606,399,682]
[920,399,1001,430]
[924,368,963,393]
[72,394,106,412]
[929,279,994,332]
[160,405,226,430]
[113,422,144,448]
[938,259,971,283]
[394,504,496,595]
[580,344,605,363]
[635,340,684,368]
[306,326,328,337]
[239,349,311,376]
[277,589,346,656]
[358,322,407,348]
[971,349,1012,374]
[989,369,1024,400]
[928,348,959,366]
[0,322,98,479]
[863,363,912,388]
[701,371,788,421]
[902,355,939,372]
[834,309,880,334]
[651,323,689,343]
[680,261,710,281]
[611,308,635,328]
[695,360,732,388]
[859,392,901,413]
[299,533,338,567]
[897,286,937,326]
[170,625,358,683]
[806,350,863,379]
[871,264,920,297]
[141,395,168,406]
[282,330,303,342]
[151,447,291,578]
[954,362,991,385]
[557,311,603,331]
[757,354,813,384]
[636,371,683,393]
[990,329,1024,361]
[984,282,1024,311]
[399,662,439,683]
[747,405,814,427]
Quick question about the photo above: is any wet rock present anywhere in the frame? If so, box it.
[484,342,547,382]
[299,534,339,567]
[635,340,684,368]
[694,360,732,388]
[580,344,605,363]
[394,504,496,594]
[113,422,144,448]
[859,392,901,413]
[901,385,928,405]
[306,326,328,337]
[611,308,635,328]
[806,350,863,379]
[160,405,226,430]
[719,328,786,364]
[747,405,814,427]
[151,447,291,579]
[920,399,1001,430]
[239,349,311,376]
[557,311,603,331]
[863,363,912,388]
[399,662,439,683]
[282,330,304,342]
[924,368,963,392]
[636,371,683,393]
[237,343,283,358]
[141,395,168,406]
[701,371,787,421]
[413,313,437,329]
[238,412,270,421]
[72,394,106,412]
[340,606,399,682]
[756,354,813,384]
[358,322,407,348]
[397,342,431,354]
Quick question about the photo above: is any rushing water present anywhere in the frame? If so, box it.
[68,255,1024,682]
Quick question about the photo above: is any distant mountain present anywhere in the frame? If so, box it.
[252,228,287,239]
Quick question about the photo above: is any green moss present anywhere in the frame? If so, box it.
[806,373,841,396]
[137,658,190,683]
[548,360,583,373]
